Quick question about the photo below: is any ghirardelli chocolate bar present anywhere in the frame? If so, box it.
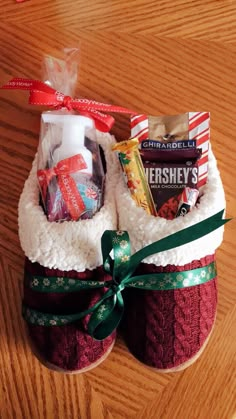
[141,139,196,150]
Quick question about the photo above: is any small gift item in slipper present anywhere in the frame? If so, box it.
[115,114,227,371]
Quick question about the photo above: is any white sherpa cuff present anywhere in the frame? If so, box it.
[117,146,226,266]
[18,132,119,272]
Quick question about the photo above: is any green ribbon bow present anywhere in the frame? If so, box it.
[22,210,230,340]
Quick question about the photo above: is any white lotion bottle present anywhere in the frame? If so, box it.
[42,113,93,174]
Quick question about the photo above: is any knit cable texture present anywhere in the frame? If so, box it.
[124,255,217,369]
[24,258,115,371]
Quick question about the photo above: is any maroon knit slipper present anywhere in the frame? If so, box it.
[123,255,217,371]
[19,133,119,372]
[23,258,115,373]
[117,148,226,371]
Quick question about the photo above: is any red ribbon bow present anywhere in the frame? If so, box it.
[38,154,88,221]
[1,78,136,132]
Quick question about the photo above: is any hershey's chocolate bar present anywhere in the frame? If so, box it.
[142,159,199,220]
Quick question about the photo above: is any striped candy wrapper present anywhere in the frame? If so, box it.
[188,112,210,187]
[130,114,149,142]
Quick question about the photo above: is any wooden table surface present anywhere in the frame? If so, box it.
[0,1,236,418]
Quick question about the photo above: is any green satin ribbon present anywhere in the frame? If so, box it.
[22,210,230,340]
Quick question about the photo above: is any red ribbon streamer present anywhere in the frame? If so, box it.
[37,154,87,221]
[1,78,136,132]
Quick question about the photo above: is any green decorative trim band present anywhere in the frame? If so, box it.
[22,306,75,327]
[125,262,216,290]
[29,276,105,293]
[22,210,230,340]
[29,262,216,293]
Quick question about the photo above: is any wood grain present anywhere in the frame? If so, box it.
[1,1,236,42]
[0,2,236,418]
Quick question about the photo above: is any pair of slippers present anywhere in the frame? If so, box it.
[20,132,225,373]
